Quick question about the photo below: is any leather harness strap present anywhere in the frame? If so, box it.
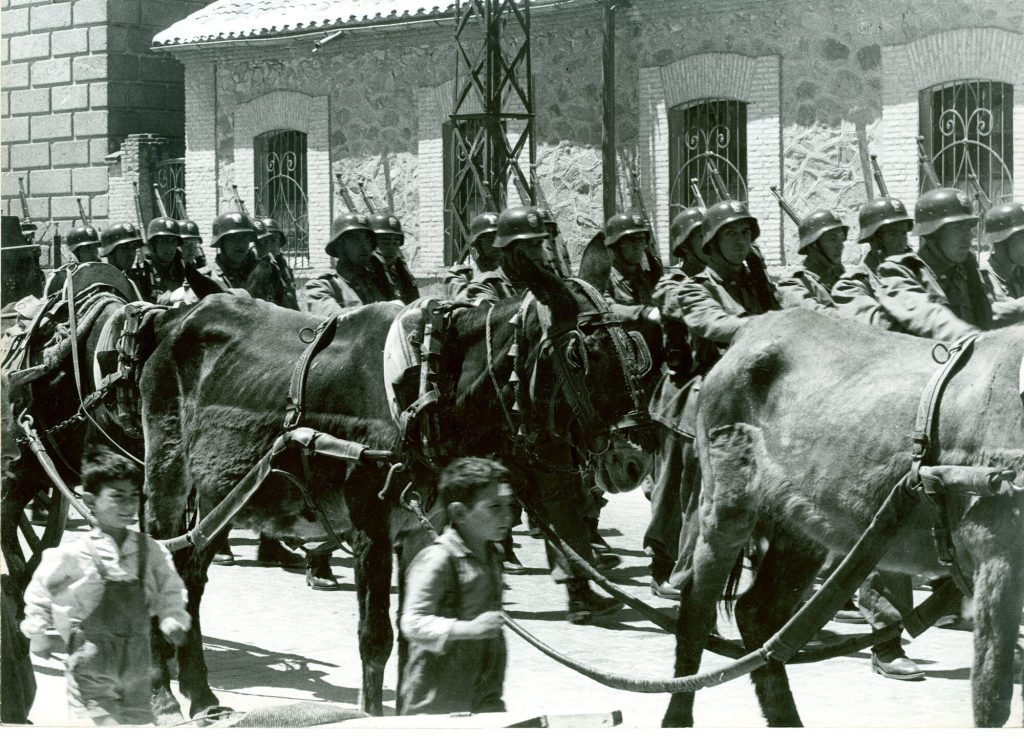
[284,315,338,430]
[910,334,979,597]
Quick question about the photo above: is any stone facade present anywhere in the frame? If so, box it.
[157,0,1024,276]
[1,0,204,242]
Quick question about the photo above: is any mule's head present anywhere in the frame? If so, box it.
[516,277,657,471]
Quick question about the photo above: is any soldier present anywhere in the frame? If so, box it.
[831,197,913,329]
[253,217,300,311]
[644,207,703,600]
[650,201,779,599]
[177,219,206,268]
[202,212,259,293]
[369,213,419,304]
[876,187,1022,339]
[980,202,1024,302]
[145,217,185,299]
[99,223,149,299]
[539,207,571,278]
[601,212,661,323]
[776,210,848,310]
[453,213,518,306]
[304,213,394,318]
[66,226,102,264]
[444,212,499,300]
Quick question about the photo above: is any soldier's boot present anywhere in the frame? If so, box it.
[566,579,624,625]
[502,533,525,574]
[871,636,924,681]
[212,539,235,566]
[305,550,341,591]
[256,535,304,568]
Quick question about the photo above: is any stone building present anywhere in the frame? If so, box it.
[1,0,207,247]
[148,0,1022,278]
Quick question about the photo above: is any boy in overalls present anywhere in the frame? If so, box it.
[21,450,190,725]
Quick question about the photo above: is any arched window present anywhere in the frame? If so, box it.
[919,80,1014,204]
[254,130,309,268]
[668,98,748,218]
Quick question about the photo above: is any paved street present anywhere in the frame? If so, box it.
[23,488,1023,728]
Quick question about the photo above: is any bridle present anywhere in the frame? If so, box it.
[485,278,653,460]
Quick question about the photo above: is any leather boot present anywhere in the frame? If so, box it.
[871,638,924,681]
[305,550,341,590]
[212,540,235,566]
[257,535,304,568]
[567,580,624,625]
[502,534,525,574]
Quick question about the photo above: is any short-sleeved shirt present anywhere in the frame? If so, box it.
[399,526,506,715]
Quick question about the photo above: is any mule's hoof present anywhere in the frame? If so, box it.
[871,653,925,681]
[192,705,236,727]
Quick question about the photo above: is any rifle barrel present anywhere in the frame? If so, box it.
[916,136,941,191]
[870,155,890,198]
[689,178,707,209]
[707,159,729,203]
[132,181,145,231]
[356,179,376,214]
[769,186,802,227]
[334,173,359,212]
[75,197,88,223]
[152,183,169,218]
[230,184,250,217]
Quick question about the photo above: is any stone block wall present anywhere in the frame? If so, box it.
[0,0,203,233]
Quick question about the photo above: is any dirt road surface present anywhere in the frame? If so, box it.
[23,488,1023,728]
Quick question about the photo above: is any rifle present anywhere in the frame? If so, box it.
[706,158,729,203]
[769,186,802,227]
[963,155,992,211]
[381,147,395,212]
[75,197,89,225]
[152,183,169,218]
[530,164,572,278]
[230,184,250,217]
[619,147,663,278]
[855,123,875,200]
[17,177,37,242]
[916,136,941,192]
[132,181,145,231]
[689,177,707,209]
[870,155,890,198]
[334,173,359,213]
[356,178,376,214]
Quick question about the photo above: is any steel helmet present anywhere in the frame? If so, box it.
[368,213,405,245]
[66,225,101,255]
[982,202,1024,245]
[99,223,144,257]
[538,207,559,236]
[604,212,652,248]
[210,212,257,249]
[147,216,182,244]
[178,219,202,242]
[701,200,760,253]
[468,212,499,245]
[255,216,286,247]
[494,205,549,249]
[797,210,848,254]
[856,197,913,243]
[911,188,978,237]
[669,207,704,256]
[326,212,374,257]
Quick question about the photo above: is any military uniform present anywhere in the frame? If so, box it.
[605,263,656,322]
[376,254,420,305]
[776,248,842,311]
[201,252,257,293]
[304,255,395,318]
[444,264,474,299]
[980,251,1024,303]
[831,250,902,331]
[453,267,517,306]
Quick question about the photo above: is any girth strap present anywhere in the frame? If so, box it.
[284,316,338,430]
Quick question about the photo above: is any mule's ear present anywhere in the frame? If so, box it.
[577,230,611,294]
[185,265,223,298]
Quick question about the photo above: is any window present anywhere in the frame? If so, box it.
[668,98,748,218]
[254,130,309,269]
[919,80,1014,204]
[153,158,186,220]
[442,117,505,266]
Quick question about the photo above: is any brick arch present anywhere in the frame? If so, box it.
[233,90,331,256]
[880,28,1024,205]
[660,53,758,109]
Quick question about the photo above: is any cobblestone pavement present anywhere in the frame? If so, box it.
[24,488,1024,728]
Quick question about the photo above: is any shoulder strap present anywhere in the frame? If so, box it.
[84,536,110,581]
[284,316,339,430]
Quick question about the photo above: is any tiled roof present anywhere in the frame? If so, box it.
[153,0,565,48]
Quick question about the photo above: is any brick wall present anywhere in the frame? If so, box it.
[1,0,204,236]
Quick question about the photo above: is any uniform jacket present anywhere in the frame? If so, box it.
[376,254,420,305]
[444,264,474,299]
[201,252,257,293]
[453,267,517,306]
[776,248,842,312]
[876,247,992,341]
[655,260,779,375]
[303,253,395,318]
[980,250,1024,311]
[831,249,902,331]
[20,528,190,651]
[605,260,657,322]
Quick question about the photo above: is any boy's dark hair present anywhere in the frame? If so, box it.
[438,457,510,507]
[81,448,143,495]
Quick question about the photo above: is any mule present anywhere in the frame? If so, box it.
[140,271,657,722]
[663,308,1023,728]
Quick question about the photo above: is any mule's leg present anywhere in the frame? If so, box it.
[734,531,825,727]
[662,424,763,728]
[173,538,226,720]
[959,498,1024,727]
[347,472,394,716]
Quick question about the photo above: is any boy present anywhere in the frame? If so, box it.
[20,450,191,725]
[399,457,515,715]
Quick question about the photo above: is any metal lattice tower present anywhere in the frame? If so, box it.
[448,0,535,263]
